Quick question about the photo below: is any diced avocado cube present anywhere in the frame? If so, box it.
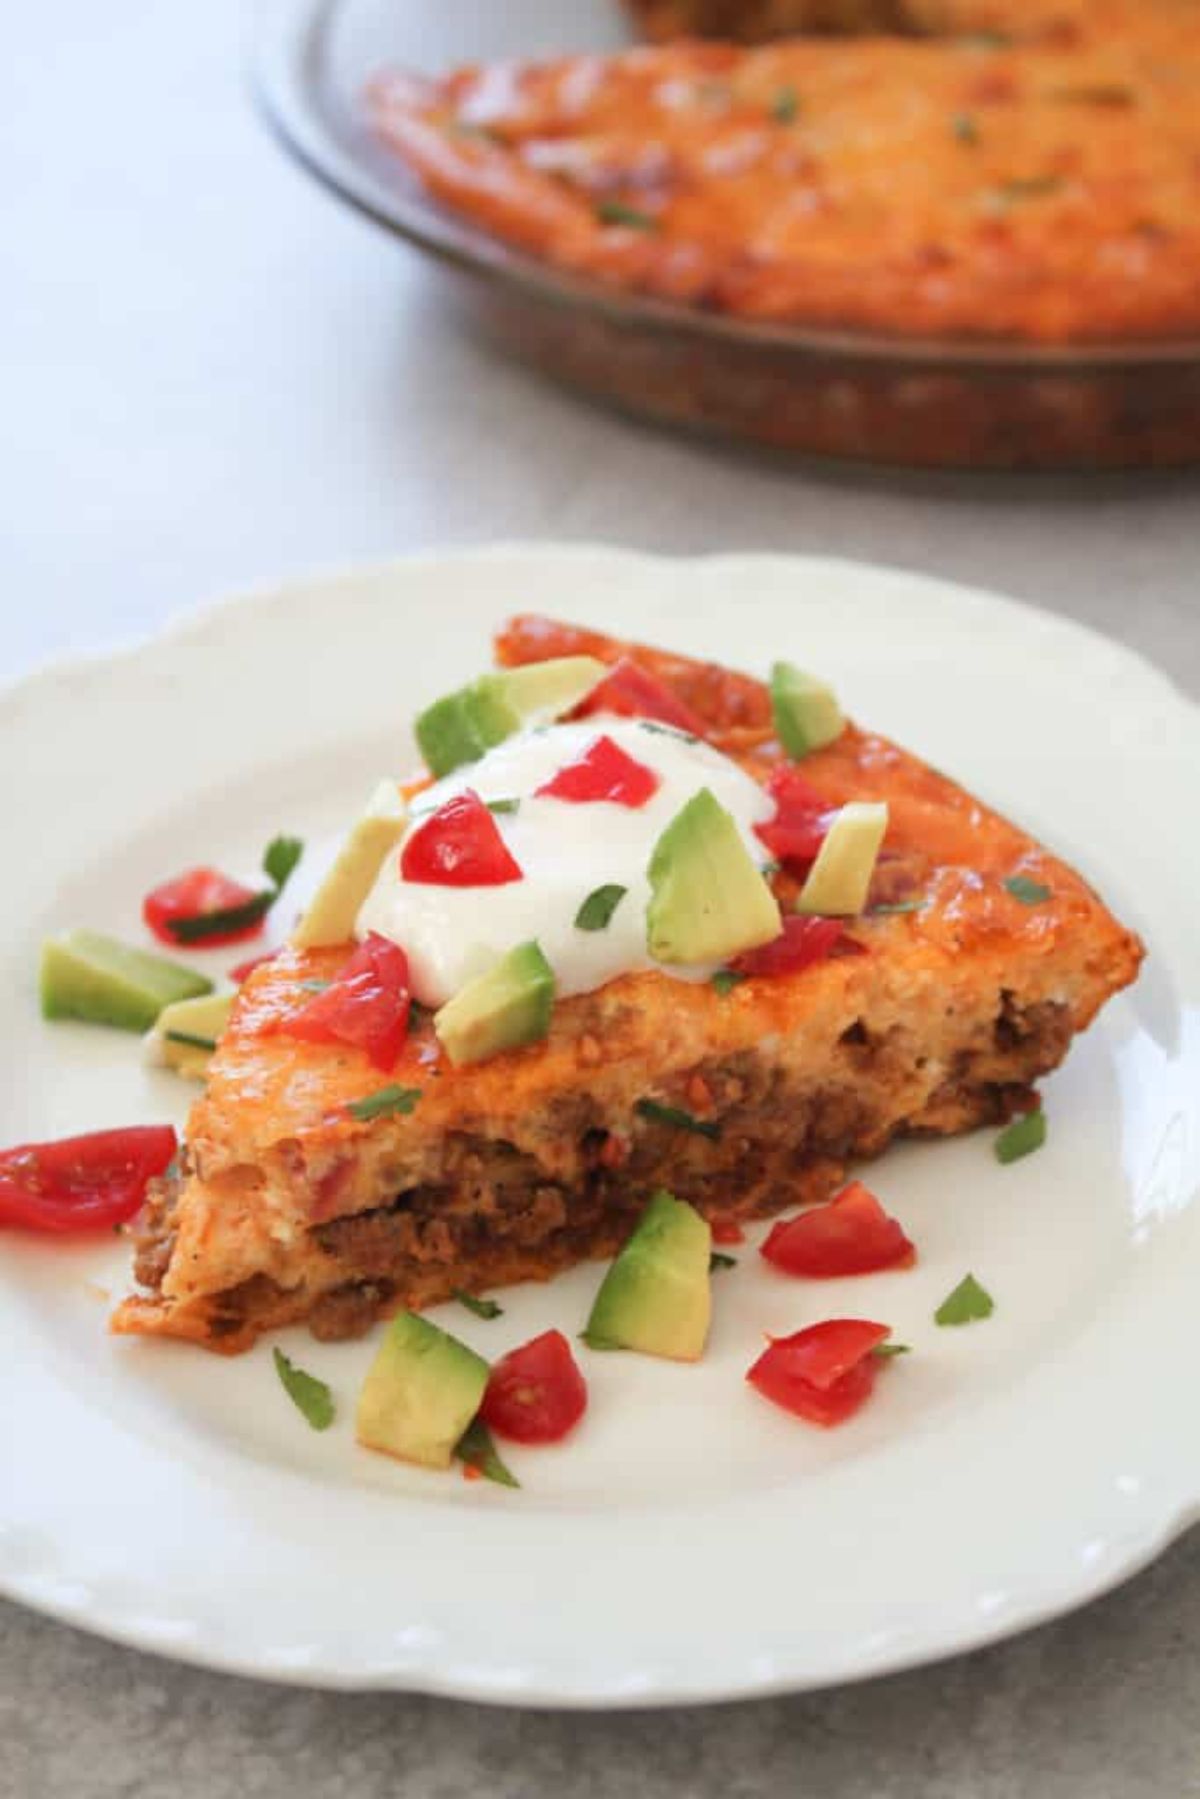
[797,801,889,916]
[294,779,408,948]
[143,992,234,1081]
[40,929,213,1033]
[434,940,556,1067]
[583,1191,712,1362]
[356,1310,489,1469]
[646,787,781,965]
[414,657,606,777]
[771,660,845,759]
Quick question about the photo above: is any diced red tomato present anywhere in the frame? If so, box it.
[143,867,264,948]
[400,790,523,887]
[571,657,705,735]
[754,765,833,869]
[0,1125,178,1233]
[732,915,845,979]
[479,1329,588,1444]
[230,951,278,983]
[535,733,660,808]
[285,932,410,1071]
[761,1181,915,1278]
[747,1319,890,1426]
[712,1219,746,1245]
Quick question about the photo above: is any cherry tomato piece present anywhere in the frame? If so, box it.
[571,657,705,735]
[732,916,845,979]
[286,932,411,1071]
[400,790,523,887]
[761,1181,915,1277]
[0,1125,178,1233]
[535,734,660,808]
[143,867,266,948]
[746,1319,890,1427]
[754,766,834,869]
[479,1329,588,1444]
[711,1219,746,1245]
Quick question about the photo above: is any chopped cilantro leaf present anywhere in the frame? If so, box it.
[486,798,520,815]
[346,1084,422,1122]
[455,1417,520,1488]
[952,112,979,144]
[872,1341,911,1359]
[771,86,799,123]
[935,1273,994,1327]
[996,174,1063,202]
[1004,874,1051,905]
[163,1030,218,1052]
[575,884,628,932]
[454,1289,504,1320]
[711,969,745,996]
[709,1251,737,1272]
[596,200,658,231]
[264,835,304,890]
[635,1098,720,1140]
[995,1107,1047,1164]
[273,1347,334,1430]
[298,978,331,993]
[637,720,700,743]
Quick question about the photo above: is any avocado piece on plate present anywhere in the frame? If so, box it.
[415,656,606,777]
[770,660,845,759]
[583,1190,712,1361]
[40,929,213,1032]
[293,779,408,948]
[645,787,780,965]
[797,800,888,916]
[143,991,234,1081]
[434,940,555,1067]
[356,1310,489,1469]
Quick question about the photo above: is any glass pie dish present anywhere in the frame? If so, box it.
[255,0,1200,471]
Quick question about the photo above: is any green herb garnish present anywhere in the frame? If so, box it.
[346,1084,422,1122]
[709,1251,737,1272]
[635,1098,720,1140]
[455,1417,520,1488]
[1004,874,1051,905]
[453,1289,504,1320]
[167,835,304,944]
[711,969,745,996]
[637,720,700,743]
[872,1341,911,1359]
[298,978,331,993]
[771,86,799,123]
[595,200,658,231]
[273,1347,335,1431]
[575,884,628,932]
[486,798,520,815]
[869,897,928,916]
[935,1273,994,1327]
[164,1030,218,1052]
[995,1108,1047,1164]
[952,112,979,144]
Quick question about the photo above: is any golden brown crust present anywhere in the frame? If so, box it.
[112,616,1143,1353]
[367,9,1200,344]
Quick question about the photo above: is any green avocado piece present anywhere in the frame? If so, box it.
[415,657,606,777]
[144,991,234,1081]
[797,800,889,916]
[40,929,213,1032]
[294,779,408,948]
[356,1310,489,1469]
[770,660,845,759]
[645,787,780,965]
[434,940,555,1068]
[583,1190,712,1362]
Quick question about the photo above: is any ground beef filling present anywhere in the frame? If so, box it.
[131,997,1071,1343]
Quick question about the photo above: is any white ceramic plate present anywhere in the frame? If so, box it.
[2,547,1198,1704]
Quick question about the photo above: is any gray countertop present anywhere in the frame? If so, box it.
[3,2,1199,1793]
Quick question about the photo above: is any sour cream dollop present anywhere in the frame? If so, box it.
[356,720,774,1007]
